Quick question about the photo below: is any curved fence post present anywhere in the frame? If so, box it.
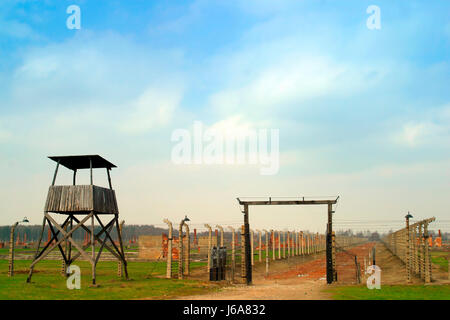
[163,219,173,279]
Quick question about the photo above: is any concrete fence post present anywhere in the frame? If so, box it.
[423,223,432,283]
[8,222,18,277]
[250,229,254,266]
[163,219,173,279]
[287,231,291,257]
[228,226,236,283]
[204,224,212,273]
[257,230,262,262]
[178,220,185,279]
[278,231,281,259]
[271,230,275,261]
[184,223,190,276]
[305,234,310,255]
[263,229,269,276]
[300,231,304,255]
[118,220,125,277]
[216,225,224,247]
[316,233,319,253]
[418,224,423,279]
[293,231,297,256]
[283,231,286,258]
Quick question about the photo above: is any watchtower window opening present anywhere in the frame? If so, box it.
[49,155,116,189]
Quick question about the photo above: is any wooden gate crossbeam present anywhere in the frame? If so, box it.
[236,196,339,285]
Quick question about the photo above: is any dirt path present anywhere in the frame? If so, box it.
[178,254,332,300]
[178,242,448,300]
[178,277,330,300]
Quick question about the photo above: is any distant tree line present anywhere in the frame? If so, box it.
[335,229,449,242]
[1,225,448,243]
[0,224,168,243]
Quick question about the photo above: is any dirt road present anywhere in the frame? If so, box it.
[178,253,333,300]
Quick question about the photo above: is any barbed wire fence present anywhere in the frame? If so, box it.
[382,217,436,283]
[140,219,371,284]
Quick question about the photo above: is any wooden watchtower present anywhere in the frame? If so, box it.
[27,155,128,284]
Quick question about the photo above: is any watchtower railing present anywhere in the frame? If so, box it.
[44,185,118,214]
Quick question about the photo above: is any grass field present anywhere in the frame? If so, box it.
[431,251,449,272]
[0,259,215,300]
[327,284,450,300]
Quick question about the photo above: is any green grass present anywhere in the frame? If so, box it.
[0,259,214,300]
[327,284,450,300]
[0,248,34,255]
[431,251,449,272]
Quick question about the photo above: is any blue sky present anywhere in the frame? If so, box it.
[0,0,449,232]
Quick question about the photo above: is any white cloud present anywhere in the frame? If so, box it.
[391,104,450,148]
[0,18,41,40]
[208,50,388,121]
[0,129,11,143]
[119,86,183,134]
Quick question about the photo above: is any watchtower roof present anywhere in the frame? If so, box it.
[48,155,116,170]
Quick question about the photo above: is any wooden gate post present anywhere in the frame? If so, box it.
[326,202,334,284]
[163,219,173,279]
[241,225,246,283]
[332,231,337,281]
[243,204,252,285]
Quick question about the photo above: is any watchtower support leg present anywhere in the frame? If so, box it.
[27,217,46,282]
[91,213,96,285]
[115,214,129,280]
